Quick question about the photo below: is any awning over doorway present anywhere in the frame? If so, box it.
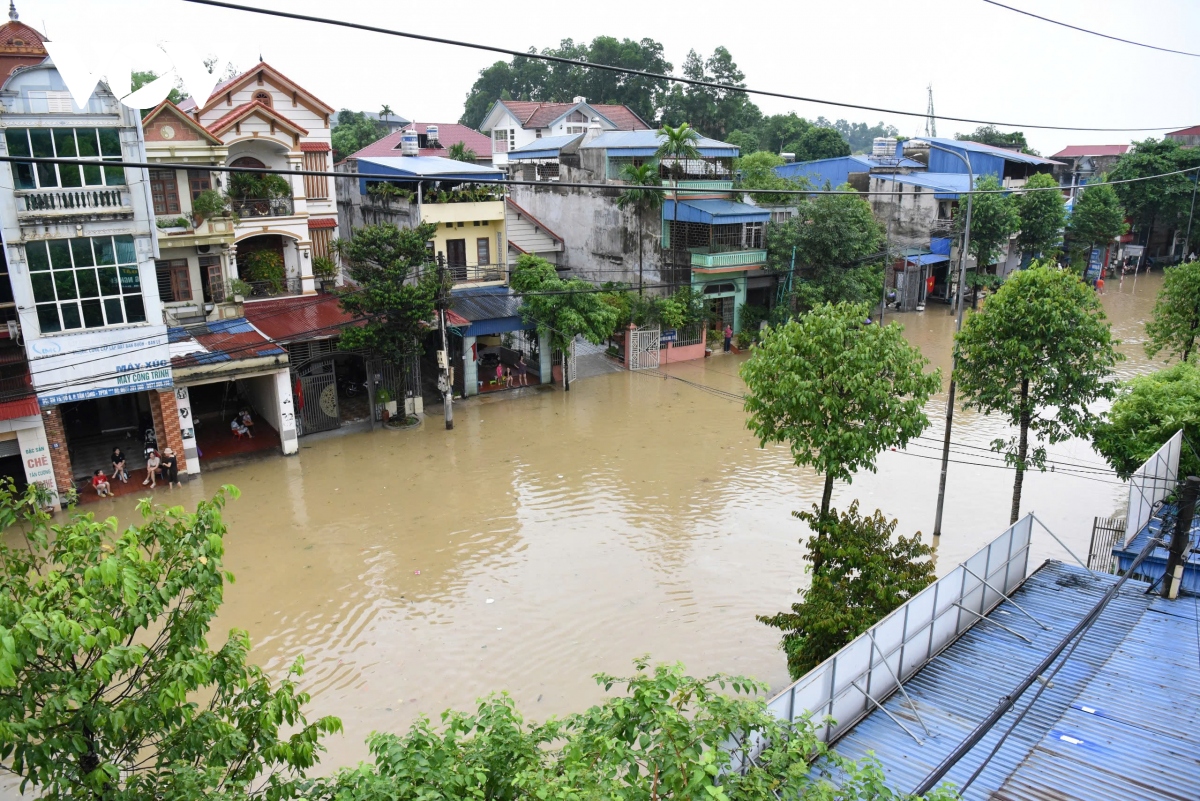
[902,254,950,266]
[450,288,535,337]
[169,319,287,381]
[662,199,771,225]
[243,295,360,344]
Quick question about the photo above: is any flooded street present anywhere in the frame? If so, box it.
[60,272,1166,772]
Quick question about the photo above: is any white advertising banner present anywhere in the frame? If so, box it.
[16,424,57,499]
[28,328,172,407]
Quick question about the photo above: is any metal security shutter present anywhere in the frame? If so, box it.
[0,439,20,458]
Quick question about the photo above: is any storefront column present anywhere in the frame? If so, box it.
[274,371,298,455]
[149,390,188,476]
[538,331,552,385]
[174,388,201,475]
[462,335,478,397]
[40,407,73,507]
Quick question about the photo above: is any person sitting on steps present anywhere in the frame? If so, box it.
[92,469,111,498]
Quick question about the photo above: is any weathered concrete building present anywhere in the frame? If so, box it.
[1049,145,1128,200]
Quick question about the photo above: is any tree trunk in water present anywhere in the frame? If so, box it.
[1010,378,1030,524]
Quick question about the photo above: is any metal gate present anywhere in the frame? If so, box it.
[630,324,661,371]
[295,363,340,436]
[1088,516,1127,573]
[368,355,422,421]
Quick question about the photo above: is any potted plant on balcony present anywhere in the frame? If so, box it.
[227,278,253,304]
[228,172,292,217]
[312,256,338,292]
[241,250,286,295]
[190,189,233,226]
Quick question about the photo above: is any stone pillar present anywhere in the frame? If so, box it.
[625,323,636,370]
[462,335,477,397]
[538,331,552,385]
[173,387,201,475]
[40,407,74,507]
[274,370,298,455]
[149,390,188,475]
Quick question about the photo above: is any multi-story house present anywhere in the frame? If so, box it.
[505,126,770,333]
[0,56,184,504]
[480,98,651,166]
[177,61,339,298]
[348,121,494,165]
[1049,145,1128,200]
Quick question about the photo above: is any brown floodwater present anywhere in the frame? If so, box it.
[18,271,1168,774]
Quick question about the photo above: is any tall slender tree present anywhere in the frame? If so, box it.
[1016,172,1067,259]
[1065,177,1127,266]
[954,264,1121,523]
[614,162,664,297]
[656,123,702,290]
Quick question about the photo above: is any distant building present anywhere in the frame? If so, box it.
[480,98,651,166]
[1050,145,1129,199]
[350,122,493,165]
[0,3,45,83]
[360,109,411,134]
[1165,125,1200,148]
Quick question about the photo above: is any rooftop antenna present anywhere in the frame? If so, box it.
[925,83,937,138]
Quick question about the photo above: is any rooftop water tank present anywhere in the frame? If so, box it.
[400,129,419,156]
[873,137,898,158]
[426,125,440,147]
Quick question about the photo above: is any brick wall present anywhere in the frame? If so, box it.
[41,407,74,506]
[149,390,188,474]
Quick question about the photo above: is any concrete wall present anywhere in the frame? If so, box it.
[867,176,947,251]
[240,368,297,454]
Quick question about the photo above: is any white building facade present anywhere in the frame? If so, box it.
[480,98,651,166]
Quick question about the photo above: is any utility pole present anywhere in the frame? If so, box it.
[925,141,973,539]
[1184,169,1199,260]
[1162,476,1199,600]
[435,252,453,430]
[881,220,891,325]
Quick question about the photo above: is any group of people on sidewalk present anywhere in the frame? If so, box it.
[91,445,181,498]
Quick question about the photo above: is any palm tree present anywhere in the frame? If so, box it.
[379,104,394,128]
[448,142,478,163]
[615,163,664,297]
[655,123,702,290]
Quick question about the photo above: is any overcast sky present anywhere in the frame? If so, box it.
[29,0,1200,156]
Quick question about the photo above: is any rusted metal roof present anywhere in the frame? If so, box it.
[168,318,285,368]
[243,295,360,344]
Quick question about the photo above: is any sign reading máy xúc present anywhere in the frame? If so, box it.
[29,328,172,407]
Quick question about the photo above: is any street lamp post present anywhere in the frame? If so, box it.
[922,141,973,539]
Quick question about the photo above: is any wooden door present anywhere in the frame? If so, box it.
[446,239,466,281]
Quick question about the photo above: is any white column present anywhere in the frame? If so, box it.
[174,387,201,474]
[275,370,298,454]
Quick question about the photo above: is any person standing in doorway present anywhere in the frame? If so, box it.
[723,323,733,353]
[160,447,181,489]
[143,450,160,488]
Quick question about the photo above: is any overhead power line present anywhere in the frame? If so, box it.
[183,0,1194,132]
[980,0,1200,58]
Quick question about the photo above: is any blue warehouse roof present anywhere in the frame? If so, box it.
[357,156,504,193]
[583,130,739,158]
[917,137,1059,166]
[873,171,974,199]
[813,560,1200,800]
[773,154,925,188]
[662,199,770,225]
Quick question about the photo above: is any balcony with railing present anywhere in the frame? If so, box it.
[16,187,131,220]
[930,218,956,236]
[239,276,304,299]
[675,179,735,193]
[688,247,768,269]
[231,196,295,219]
[448,262,506,286]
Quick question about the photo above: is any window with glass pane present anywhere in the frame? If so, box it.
[3,127,126,190]
[25,236,146,334]
[188,169,211,200]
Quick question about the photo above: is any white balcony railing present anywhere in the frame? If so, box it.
[18,188,130,215]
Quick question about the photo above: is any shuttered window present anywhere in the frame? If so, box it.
[149,169,181,215]
[155,259,191,302]
[200,255,223,302]
[302,151,329,199]
[310,227,333,260]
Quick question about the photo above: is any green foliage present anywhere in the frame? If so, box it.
[737,151,804,205]
[962,175,1020,269]
[1017,172,1067,258]
[1144,259,1200,362]
[335,222,442,357]
[190,189,232,221]
[1093,361,1200,480]
[767,189,885,311]
[760,502,936,679]
[460,37,672,129]
[724,129,760,154]
[312,256,338,279]
[447,142,478,162]
[240,250,285,292]
[615,163,664,216]
[228,171,291,201]
[510,254,619,351]
[331,110,388,162]
[738,302,770,336]
[956,125,1038,156]
[784,127,851,162]
[656,122,703,179]
[156,216,190,229]
[741,302,940,514]
[1109,138,1200,234]
[1065,177,1127,260]
[0,483,341,799]
[366,182,414,203]
[227,278,254,299]
[130,70,186,111]
[954,264,1121,521]
[312,658,956,801]
[660,47,760,139]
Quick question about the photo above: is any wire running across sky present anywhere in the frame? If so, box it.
[182,0,1197,133]
[980,0,1200,58]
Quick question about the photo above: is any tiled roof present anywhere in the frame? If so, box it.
[300,141,330,152]
[179,61,335,115]
[308,217,337,229]
[206,101,309,137]
[1167,125,1200,136]
[1051,145,1130,158]
[349,122,492,160]
[168,318,285,368]
[499,100,650,131]
[243,294,360,343]
[142,100,224,145]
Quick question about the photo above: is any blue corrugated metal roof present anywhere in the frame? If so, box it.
[872,171,974,199]
[582,130,738,158]
[917,137,1059,166]
[773,154,925,187]
[662,199,771,225]
[508,133,583,160]
[450,287,535,336]
[357,156,504,193]
[1114,505,1200,593]
[819,561,1200,800]
[904,253,949,266]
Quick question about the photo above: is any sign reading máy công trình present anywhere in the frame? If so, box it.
[29,329,172,407]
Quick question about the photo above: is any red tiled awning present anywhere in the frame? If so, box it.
[308,217,337,229]
[300,141,331,152]
[243,294,360,343]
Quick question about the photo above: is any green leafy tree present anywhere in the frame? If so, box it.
[724,129,760,154]
[785,126,851,162]
[767,188,884,311]
[954,264,1121,523]
[1016,172,1067,258]
[963,174,1020,269]
[956,125,1038,156]
[1144,259,1200,362]
[335,222,442,357]
[661,47,760,139]
[817,117,900,154]
[741,302,940,517]
[446,141,478,162]
[614,162,664,296]
[758,113,811,155]
[759,502,936,680]
[1109,138,1197,252]
[0,483,341,799]
[510,255,619,389]
[313,658,957,801]
[378,104,394,127]
[331,110,388,161]
[130,69,185,113]
[1093,361,1200,480]
[1065,177,1128,264]
[737,150,797,205]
